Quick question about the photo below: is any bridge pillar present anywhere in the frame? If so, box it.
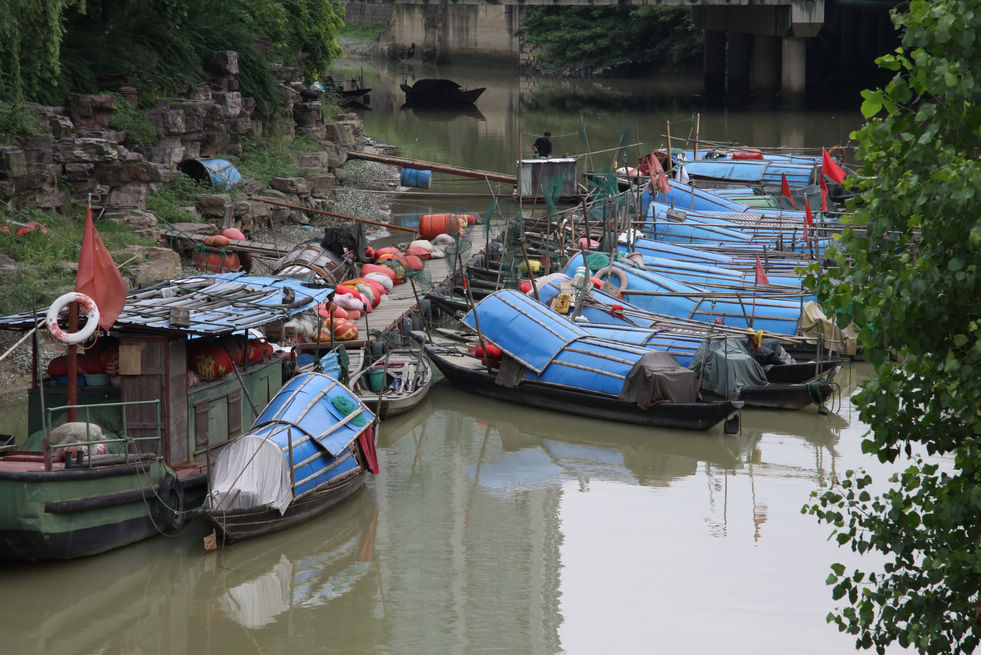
[703,30,726,104]
[727,32,752,105]
[751,35,780,108]
[781,37,807,109]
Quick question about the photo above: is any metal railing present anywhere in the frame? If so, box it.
[44,399,163,470]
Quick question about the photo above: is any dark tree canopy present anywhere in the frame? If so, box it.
[519,6,702,77]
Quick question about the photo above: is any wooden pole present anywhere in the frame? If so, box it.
[249,196,417,233]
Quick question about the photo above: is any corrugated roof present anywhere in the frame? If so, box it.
[0,273,333,336]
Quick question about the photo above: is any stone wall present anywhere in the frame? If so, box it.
[0,51,368,236]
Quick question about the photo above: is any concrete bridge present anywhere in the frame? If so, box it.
[345,0,898,107]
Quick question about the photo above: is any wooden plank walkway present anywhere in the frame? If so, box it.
[292,222,488,350]
[161,219,491,346]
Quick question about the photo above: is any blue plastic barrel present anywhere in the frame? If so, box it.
[400,168,432,189]
[399,213,423,229]
[178,158,243,190]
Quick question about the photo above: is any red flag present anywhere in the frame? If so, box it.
[819,174,829,211]
[822,148,846,184]
[780,173,795,208]
[76,200,127,330]
[803,195,813,245]
[646,153,670,193]
[755,256,770,286]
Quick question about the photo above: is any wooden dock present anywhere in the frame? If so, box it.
[160,218,489,348]
[342,221,488,342]
[282,221,489,353]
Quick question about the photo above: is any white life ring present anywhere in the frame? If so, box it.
[594,265,628,293]
[46,292,100,345]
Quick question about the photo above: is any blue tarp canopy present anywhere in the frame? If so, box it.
[462,290,584,374]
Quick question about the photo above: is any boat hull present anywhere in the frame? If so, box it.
[763,360,842,384]
[0,459,175,560]
[202,469,367,543]
[736,381,835,410]
[425,344,740,431]
[401,83,485,106]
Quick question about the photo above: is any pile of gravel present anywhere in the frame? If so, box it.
[0,329,62,396]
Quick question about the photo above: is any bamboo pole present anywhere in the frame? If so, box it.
[249,196,417,233]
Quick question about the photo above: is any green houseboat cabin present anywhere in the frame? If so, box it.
[0,273,334,560]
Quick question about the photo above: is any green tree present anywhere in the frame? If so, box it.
[0,0,85,101]
[6,1,343,112]
[519,6,701,77]
[805,1,981,653]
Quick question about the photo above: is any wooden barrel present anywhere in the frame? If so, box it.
[273,240,349,284]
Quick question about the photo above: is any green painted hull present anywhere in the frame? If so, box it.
[0,459,174,560]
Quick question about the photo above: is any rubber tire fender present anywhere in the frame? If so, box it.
[158,475,186,531]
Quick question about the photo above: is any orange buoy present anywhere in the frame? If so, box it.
[406,246,430,261]
[374,246,402,259]
[405,254,424,271]
[191,250,241,273]
[378,260,406,283]
[203,234,231,247]
[419,214,466,240]
[361,263,396,282]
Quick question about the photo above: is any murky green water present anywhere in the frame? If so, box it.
[0,59,904,653]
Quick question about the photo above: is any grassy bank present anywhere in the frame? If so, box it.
[0,209,153,315]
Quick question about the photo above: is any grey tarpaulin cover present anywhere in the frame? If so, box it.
[619,351,698,408]
[744,338,795,367]
[690,338,768,397]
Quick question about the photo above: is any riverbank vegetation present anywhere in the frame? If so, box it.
[518,6,702,77]
[0,209,154,315]
[806,0,981,652]
[1,0,344,113]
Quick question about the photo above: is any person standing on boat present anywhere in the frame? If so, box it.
[533,132,552,158]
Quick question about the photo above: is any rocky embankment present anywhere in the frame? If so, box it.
[0,50,402,394]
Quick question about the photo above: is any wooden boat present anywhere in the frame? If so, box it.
[445,290,743,431]
[0,273,335,559]
[401,78,485,106]
[349,348,432,419]
[527,274,843,408]
[201,372,377,544]
[424,341,741,432]
[564,253,806,336]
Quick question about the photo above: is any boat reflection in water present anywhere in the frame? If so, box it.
[213,500,380,629]
[0,493,381,655]
[428,384,743,490]
[400,103,486,122]
[425,380,849,493]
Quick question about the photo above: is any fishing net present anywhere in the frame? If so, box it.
[613,121,633,171]
[369,327,403,350]
[587,168,621,199]
[443,234,473,282]
[484,196,498,227]
[403,262,432,287]
[541,171,566,217]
